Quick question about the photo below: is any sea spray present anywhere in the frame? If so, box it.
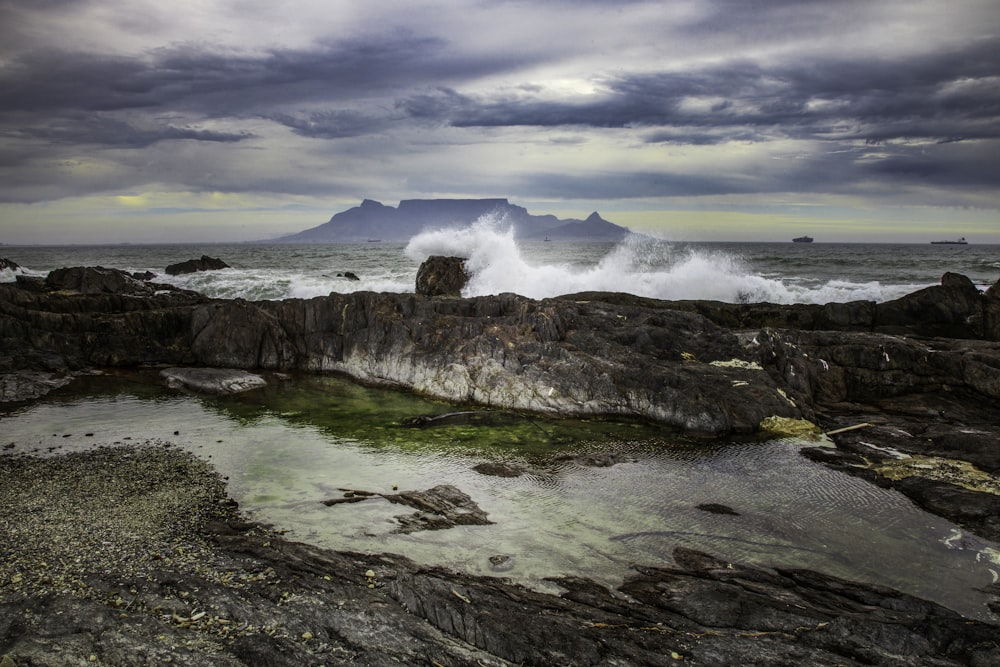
[407,215,805,302]
[3,238,966,303]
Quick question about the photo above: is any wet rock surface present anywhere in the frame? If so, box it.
[803,411,1000,543]
[414,254,469,296]
[2,445,998,667]
[164,255,231,275]
[3,267,1000,662]
[160,367,268,395]
[322,484,493,533]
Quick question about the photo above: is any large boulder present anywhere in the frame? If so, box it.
[415,255,468,297]
[45,266,155,296]
[875,272,986,338]
[165,255,230,276]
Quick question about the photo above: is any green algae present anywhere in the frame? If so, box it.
[758,416,823,440]
[872,455,1000,496]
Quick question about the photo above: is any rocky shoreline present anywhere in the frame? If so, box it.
[2,259,1000,664]
[2,444,998,666]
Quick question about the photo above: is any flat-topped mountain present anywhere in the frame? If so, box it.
[274,198,630,243]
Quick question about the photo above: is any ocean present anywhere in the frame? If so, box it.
[3,224,998,303]
[2,227,1000,621]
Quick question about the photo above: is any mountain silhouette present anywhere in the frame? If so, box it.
[274,198,630,242]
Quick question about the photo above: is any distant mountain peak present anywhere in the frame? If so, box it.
[274,198,630,243]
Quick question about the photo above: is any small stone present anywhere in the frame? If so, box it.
[488,555,515,572]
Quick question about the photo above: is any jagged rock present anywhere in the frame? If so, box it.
[0,258,20,272]
[160,367,267,395]
[415,255,468,296]
[388,546,1000,666]
[629,272,997,340]
[5,273,1000,435]
[164,255,230,276]
[45,266,155,296]
[385,484,492,533]
[321,484,492,533]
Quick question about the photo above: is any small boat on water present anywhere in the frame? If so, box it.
[930,237,968,245]
[792,236,813,243]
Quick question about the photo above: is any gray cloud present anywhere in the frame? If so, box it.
[0,0,997,219]
[398,40,1000,147]
[18,115,253,147]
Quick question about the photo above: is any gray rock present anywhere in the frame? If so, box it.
[164,255,230,276]
[415,255,468,296]
[321,484,493,533]
[46,266,155,296]
[160,367,267,395]
[0,370,73,402]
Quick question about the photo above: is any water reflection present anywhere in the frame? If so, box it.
[1,370,997,621]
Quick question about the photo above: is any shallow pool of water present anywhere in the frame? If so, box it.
[3,371,997,621]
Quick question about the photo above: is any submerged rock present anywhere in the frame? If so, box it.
[697,503,740,516]
[472,461,526,477]
[161,367,267,395]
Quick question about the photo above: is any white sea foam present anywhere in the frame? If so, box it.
[404,214,908,304]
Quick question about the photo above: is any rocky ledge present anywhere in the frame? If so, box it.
[2,445,997,666]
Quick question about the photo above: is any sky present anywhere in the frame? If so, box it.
[1,0,998,244]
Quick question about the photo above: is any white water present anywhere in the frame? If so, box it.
[404,215,925,304]
[5,221,996,303]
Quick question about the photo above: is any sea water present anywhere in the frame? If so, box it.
[2,224,1000,620]
[4,218,998,303]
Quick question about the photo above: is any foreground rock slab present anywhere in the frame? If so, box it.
[2,446,997,666]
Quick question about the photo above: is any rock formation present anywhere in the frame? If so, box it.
[3,265,1000,664]
[165,255,231,275]
[2,264,999,539]
[414,255,468,296]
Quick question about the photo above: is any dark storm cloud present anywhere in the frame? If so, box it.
[1,0,997,220]
[401,39,1000,147]
[265,110,390,139]
[0,32,528,115]
[19,115,252,147]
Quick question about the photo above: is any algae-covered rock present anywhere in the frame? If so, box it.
[759,416,822,439]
